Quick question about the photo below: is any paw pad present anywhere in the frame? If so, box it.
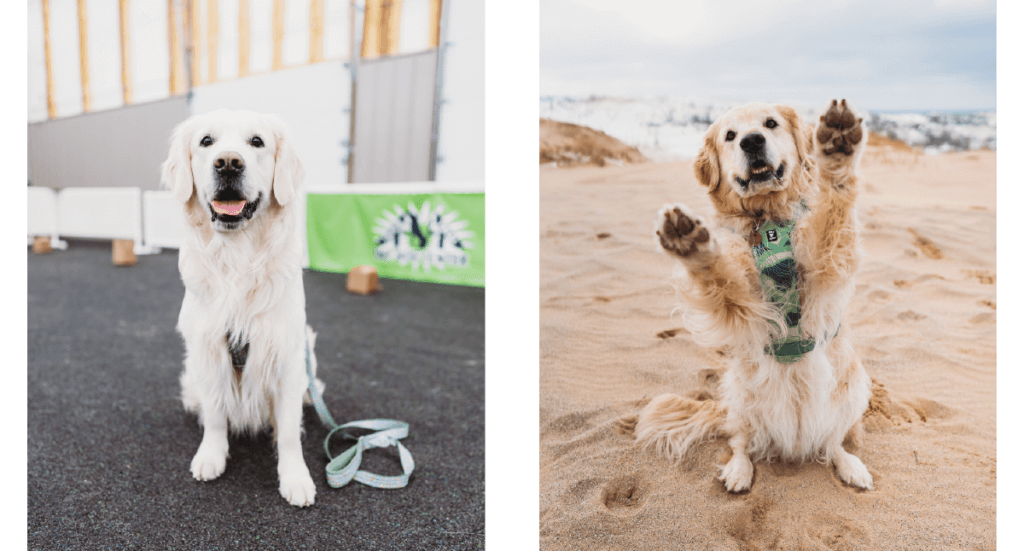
[817,99,863,155]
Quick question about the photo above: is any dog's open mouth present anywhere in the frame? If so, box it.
[208,191,262,227]
[735,161,786,190]
[212,201,246,216]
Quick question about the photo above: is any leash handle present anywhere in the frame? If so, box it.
[323,420,415,489]
[305,339,415,489]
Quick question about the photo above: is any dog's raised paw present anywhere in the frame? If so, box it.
[816,99,863,156]
[655,203,717,265]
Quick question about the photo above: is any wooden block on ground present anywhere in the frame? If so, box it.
[346,265,381,295]
[112,239,137,266]
[32,236,53,254]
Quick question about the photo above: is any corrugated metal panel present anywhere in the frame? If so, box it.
[27,95,190,190]
[352,49,437,183]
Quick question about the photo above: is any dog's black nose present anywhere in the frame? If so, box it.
[214,152,245,174]
[740,132,766,153]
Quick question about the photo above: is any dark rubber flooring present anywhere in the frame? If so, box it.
[27,241,484,550]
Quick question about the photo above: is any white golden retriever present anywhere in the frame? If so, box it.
[635,99,873,492]
[161,110,323,506]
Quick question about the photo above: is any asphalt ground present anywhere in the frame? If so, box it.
[27,241,485,550]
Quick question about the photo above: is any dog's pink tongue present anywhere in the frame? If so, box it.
[212,201,246,216]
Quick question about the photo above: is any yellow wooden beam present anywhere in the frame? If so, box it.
[77,0,91,112]
[119,0,133,104]
[309,0,324,64]
[272,0,284,69]
[238,0,250,76]
[168,0,185,94]
[364,0,380,58]
[42,0,56,118]
[429,0,442,48]
[380,0,401,55]
[186,0,201,86]
[208,0,219,82]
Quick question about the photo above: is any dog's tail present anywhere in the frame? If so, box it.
[634,393,724,462]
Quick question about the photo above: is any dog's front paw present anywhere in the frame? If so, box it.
[719,453,754,493]
[190,444,228,481]
[655,203,717,266]
[815,99,864,156]
[279,465,317,507]
[833,452,874,490]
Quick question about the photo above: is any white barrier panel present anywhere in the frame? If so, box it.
[303,180,485,195]
[57,187,143,246]
[27,186,59,236]
[27,186,67,250]
[142,190,188,250]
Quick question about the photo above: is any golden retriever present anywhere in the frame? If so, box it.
[635,99,873,492]
[161,110,324,506]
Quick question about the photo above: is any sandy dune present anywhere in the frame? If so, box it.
[539,146,995,550]
[540,118,648,167]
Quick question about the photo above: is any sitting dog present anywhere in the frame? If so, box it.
[635,99,874,492]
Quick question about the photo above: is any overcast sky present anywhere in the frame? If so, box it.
[541,0,996,111]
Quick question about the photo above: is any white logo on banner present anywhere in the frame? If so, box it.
[373,200,474,272]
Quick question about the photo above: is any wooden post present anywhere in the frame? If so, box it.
[186,0,201,86]
[77,0,91,112]
[272,0,284,70]
[208,0,219,82]
[361,0,381,58]
[380,0,401,55]
[119,0,133,104]
[309,0,324,64]
[238,0,250,76]
[42,0,56,118]
[168,0,185,94]
[429,0,442,48]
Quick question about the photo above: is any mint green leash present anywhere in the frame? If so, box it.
[305,341,415,489]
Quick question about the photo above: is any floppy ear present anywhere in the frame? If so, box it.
[161,119,196,202]
[777,105,813,171]
[270,118,305,207]
[693,128,721,192]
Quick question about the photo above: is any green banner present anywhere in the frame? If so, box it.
[306,193,484,287]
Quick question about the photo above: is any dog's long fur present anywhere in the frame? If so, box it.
[636,100,874,492]
[161,110,322,506]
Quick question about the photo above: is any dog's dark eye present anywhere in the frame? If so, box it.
[200,135,213,147]
[725,130,736,142]
[250,136,264,148]
[765,119,778,129]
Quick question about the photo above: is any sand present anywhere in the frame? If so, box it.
[539,145,996,550]
[540,118,649,167]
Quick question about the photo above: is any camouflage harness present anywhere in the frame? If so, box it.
[748,207,836,363]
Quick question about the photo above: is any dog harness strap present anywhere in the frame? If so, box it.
[751,218,817,364]
[226,333,249,370]
[304,339,414,489]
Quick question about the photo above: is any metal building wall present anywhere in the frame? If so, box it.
[350,49,438,183]
[27,96,190,190]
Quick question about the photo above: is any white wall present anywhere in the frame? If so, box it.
[434,0,484,184]
[189,61,352,188]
